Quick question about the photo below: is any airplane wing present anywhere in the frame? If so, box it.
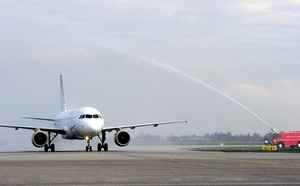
[0,124,66,135]
[103,119,187,132]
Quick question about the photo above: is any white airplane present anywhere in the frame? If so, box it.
[0,75,186,152]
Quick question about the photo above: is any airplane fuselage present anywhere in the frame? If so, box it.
[54,107,104,140]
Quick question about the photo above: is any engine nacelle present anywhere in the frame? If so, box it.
[114,130,130,147]
[31,130,47,148]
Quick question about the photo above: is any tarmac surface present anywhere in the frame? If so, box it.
[0,147,300,185]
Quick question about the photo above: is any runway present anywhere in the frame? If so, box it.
[0,148,300,185]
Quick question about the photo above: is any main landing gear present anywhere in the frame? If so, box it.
[85,131,108,152]
[44,132,58,152]
[97,131,108,151]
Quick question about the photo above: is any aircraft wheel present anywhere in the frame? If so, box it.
[86,146,88,152]
[103,143,108,151]
[97,143,102,151]
[50,144,55,152]
[44,144,49,152]
[89,146,92,152]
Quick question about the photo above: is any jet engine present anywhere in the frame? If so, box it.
[114,130,130,147]
[31,130,47,147]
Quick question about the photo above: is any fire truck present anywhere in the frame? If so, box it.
[264,131,300,149]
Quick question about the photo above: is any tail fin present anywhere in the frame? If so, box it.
[60,75,67,111]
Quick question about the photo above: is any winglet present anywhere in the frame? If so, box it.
[185,118,188,124]
[60,75,67,111]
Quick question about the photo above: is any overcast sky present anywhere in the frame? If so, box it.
[0,1,300,150]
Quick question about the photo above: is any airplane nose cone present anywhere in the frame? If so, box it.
[90,120,103,132]
[79,120,104,137]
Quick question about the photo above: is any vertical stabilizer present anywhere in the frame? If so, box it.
[60,75,67,111]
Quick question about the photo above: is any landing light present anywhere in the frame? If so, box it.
[85,136,89,141]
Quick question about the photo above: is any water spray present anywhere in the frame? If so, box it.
[103,46,276,132]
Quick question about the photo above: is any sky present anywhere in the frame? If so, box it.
[0,0,300,151]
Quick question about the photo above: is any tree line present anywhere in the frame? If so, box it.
[134,132,263,144]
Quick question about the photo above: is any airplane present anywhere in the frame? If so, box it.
[0,75,187,152]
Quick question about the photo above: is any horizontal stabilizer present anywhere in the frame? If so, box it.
[0,124,66,135]
[22,116,55,122]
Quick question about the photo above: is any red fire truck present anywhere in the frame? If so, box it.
[264,131,300,149]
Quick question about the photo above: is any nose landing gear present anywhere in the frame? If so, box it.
[84,131,108,152]
[85,136,92,152]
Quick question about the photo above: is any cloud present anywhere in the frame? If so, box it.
[227,1,300,25]
[238,2,271,13]
[226,80,300,107]
[228,83,270,99]
[31,46,90,60]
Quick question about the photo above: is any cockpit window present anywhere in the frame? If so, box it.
[79,114,102,119]
[86,114,92,119]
